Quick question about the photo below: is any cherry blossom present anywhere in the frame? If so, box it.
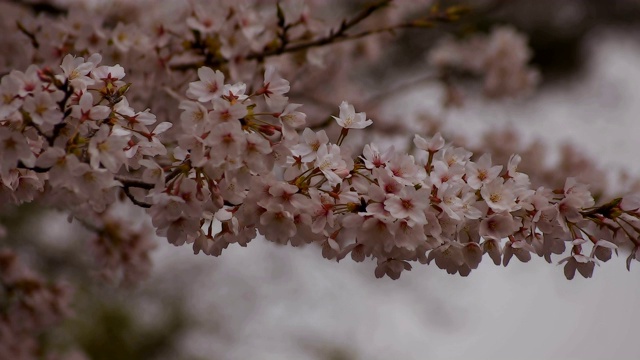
[333,101,373,129]
[481,178,520,213]
[414,132,445,153]
[259,66,290,107]
[466,153,502,190]
[70,92,111,124]
[187,67,226,102]
[58,53,101,90]
[0,75,22,119]
[22,90,63,126]
[384,186,430,225]
[315,143,349,185]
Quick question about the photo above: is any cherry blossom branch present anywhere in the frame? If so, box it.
[1,1,638,286]
[249,3,468,58]
[5,54,640,280]
[263,0,393,56]
[171,2,468,70]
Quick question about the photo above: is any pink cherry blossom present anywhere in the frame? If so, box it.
[414,132,445,152]
[315,143,348,186]
[58,53,101,90]
[479,212,520,240]
[260,65,290,108]
[362,143,393,169]
[187,67,226,102]
[291,128,329,162]
[333,101,373,129]
[70,92,110,124]
[0,128,35,176]
[466,153,502,190]
[384,186,430,225]
[481,178,519,213]
[23,90,63,126]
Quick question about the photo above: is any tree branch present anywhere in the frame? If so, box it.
[171,1,467,71]
[4,0,67,16]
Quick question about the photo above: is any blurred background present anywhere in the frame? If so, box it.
[3,0,640,359]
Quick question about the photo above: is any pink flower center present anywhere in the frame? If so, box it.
[401,199,413,210]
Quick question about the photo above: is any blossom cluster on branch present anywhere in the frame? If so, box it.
[0,51,639,283]
[0,0,637,288]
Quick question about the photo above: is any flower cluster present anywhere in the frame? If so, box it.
[132,63,638,280]
[0,52,639,281]
[0,249,82,360]
[0,0,472,131]
[429,26,540,99]
[87,202,157,286]
[0,54,163,283]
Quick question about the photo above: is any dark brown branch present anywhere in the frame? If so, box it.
[171,0,396,70]
[4,0,67,16]
[17,161,49,173]
[120,184,152,208]
[581,197,623,218]
[115,176,154,190]
[247,0,394,61]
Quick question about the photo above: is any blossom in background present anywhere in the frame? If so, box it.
[0,249,79,360]
[186,4,224,34]
[428,26,539,98]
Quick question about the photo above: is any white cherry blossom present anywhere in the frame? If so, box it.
[291,128,329,162]
[70,92,110,124]
[58,53,101,90]
[414,132,445,152]
[260,66,290,108]
[481,178,519,213]
[0,75,22,119]
[22,90,62,126]
[315,143,348,186]
[384,186,430,225]
[187,67,226,102]
[333,101,373,129]
[466,153,502,190]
